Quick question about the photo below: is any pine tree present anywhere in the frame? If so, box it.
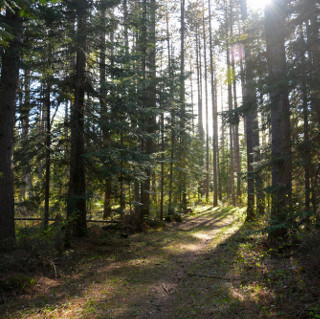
[265,0,292,239]
[66,0,89,241]
[0,8,23,250]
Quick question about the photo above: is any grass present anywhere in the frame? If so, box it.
[1,205,320,318]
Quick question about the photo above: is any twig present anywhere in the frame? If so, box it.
[161,283,170,293]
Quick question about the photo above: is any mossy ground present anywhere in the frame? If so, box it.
[1,206,319,318]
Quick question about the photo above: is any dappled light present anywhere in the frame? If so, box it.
[1,206,320,318]
[0,0,319,317]
[1,207,246,318]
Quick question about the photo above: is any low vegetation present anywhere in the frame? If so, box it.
[1,206,319,318]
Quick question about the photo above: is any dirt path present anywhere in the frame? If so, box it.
[2,207,254,318]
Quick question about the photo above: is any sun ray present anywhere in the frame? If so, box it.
[247,0,272,11]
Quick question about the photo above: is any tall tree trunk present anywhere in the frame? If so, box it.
[140,0,156,220]
[202,1,210,202]
[43,83,51,229]
[0,9,22,250]
[297,32,311,212]
[166,8,175,213]
[99,1,112,219]
[195,25,204,199]
[265,0,292,239]
[196,26,204,145]
[190,64,195,134]
[179,0,187,211]
[239,52,247,150]
[208,0,218,207]
[20,70,32,201]
[220,84,226,199]
[231,24,242,205]
[66,0,88,242]
[302,78,311,211]
[240,0,261,219]
[160,111,165,220]
[226,36,235,205]
[307,0,320,127]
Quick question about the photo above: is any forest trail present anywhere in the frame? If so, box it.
[3,207,292,318]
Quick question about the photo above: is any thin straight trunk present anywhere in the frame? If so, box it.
[20,70,32,201]
[110,13,125,215]
[37,87,45,189]
[180,0,187,211]
[302,80,311,211]
[195,25,204,198]
[265,0,292,239]
[231,24,242,205]
[99,1,112,219]
[140,0,156,219]
[166,8,175,213]
[159,48,165,220]
[18,84,24,204]
[208,0,218,206]
[220,84,225,199]
[120,136,126,215]
[216,82,222,201]
[166,8,174,212]
[43,83,51,229]
[202,2,210,202]
[239,54,247,150]
[140,0,148,220]
[66,0,88,241]
[308,0,320,127]
[160,112,165,220]
[0,9,22,250]
[307,3,320,212]
[123,0,129,56]
[226,40,235,205]
[299,31,311,211]
[190,65,195,134]
[196,26,204,144]
[240,0,261,219]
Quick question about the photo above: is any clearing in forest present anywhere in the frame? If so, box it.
[1,206,319,318]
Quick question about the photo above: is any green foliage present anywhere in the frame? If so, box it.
[309,305,320,319]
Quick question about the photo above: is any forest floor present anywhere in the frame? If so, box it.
[1,206,320,318]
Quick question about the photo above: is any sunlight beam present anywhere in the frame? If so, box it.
[246,0,272,11]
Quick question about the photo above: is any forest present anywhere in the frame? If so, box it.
[0,0,319,318]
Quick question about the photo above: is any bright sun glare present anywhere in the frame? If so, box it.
[247,0,272,11]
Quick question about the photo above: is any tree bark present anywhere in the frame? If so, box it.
[231,23,242,205]
[66,0,88,242]
[179,0,187,211]
[202,1,210,202]
[226,30,235,205]
[43,83,51,229]
[240,0,261,219]
[208,0,218,207]
[0,9,22,250]
[166,8,175,213]
[265,0,292,239]
[140,0,156,220]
